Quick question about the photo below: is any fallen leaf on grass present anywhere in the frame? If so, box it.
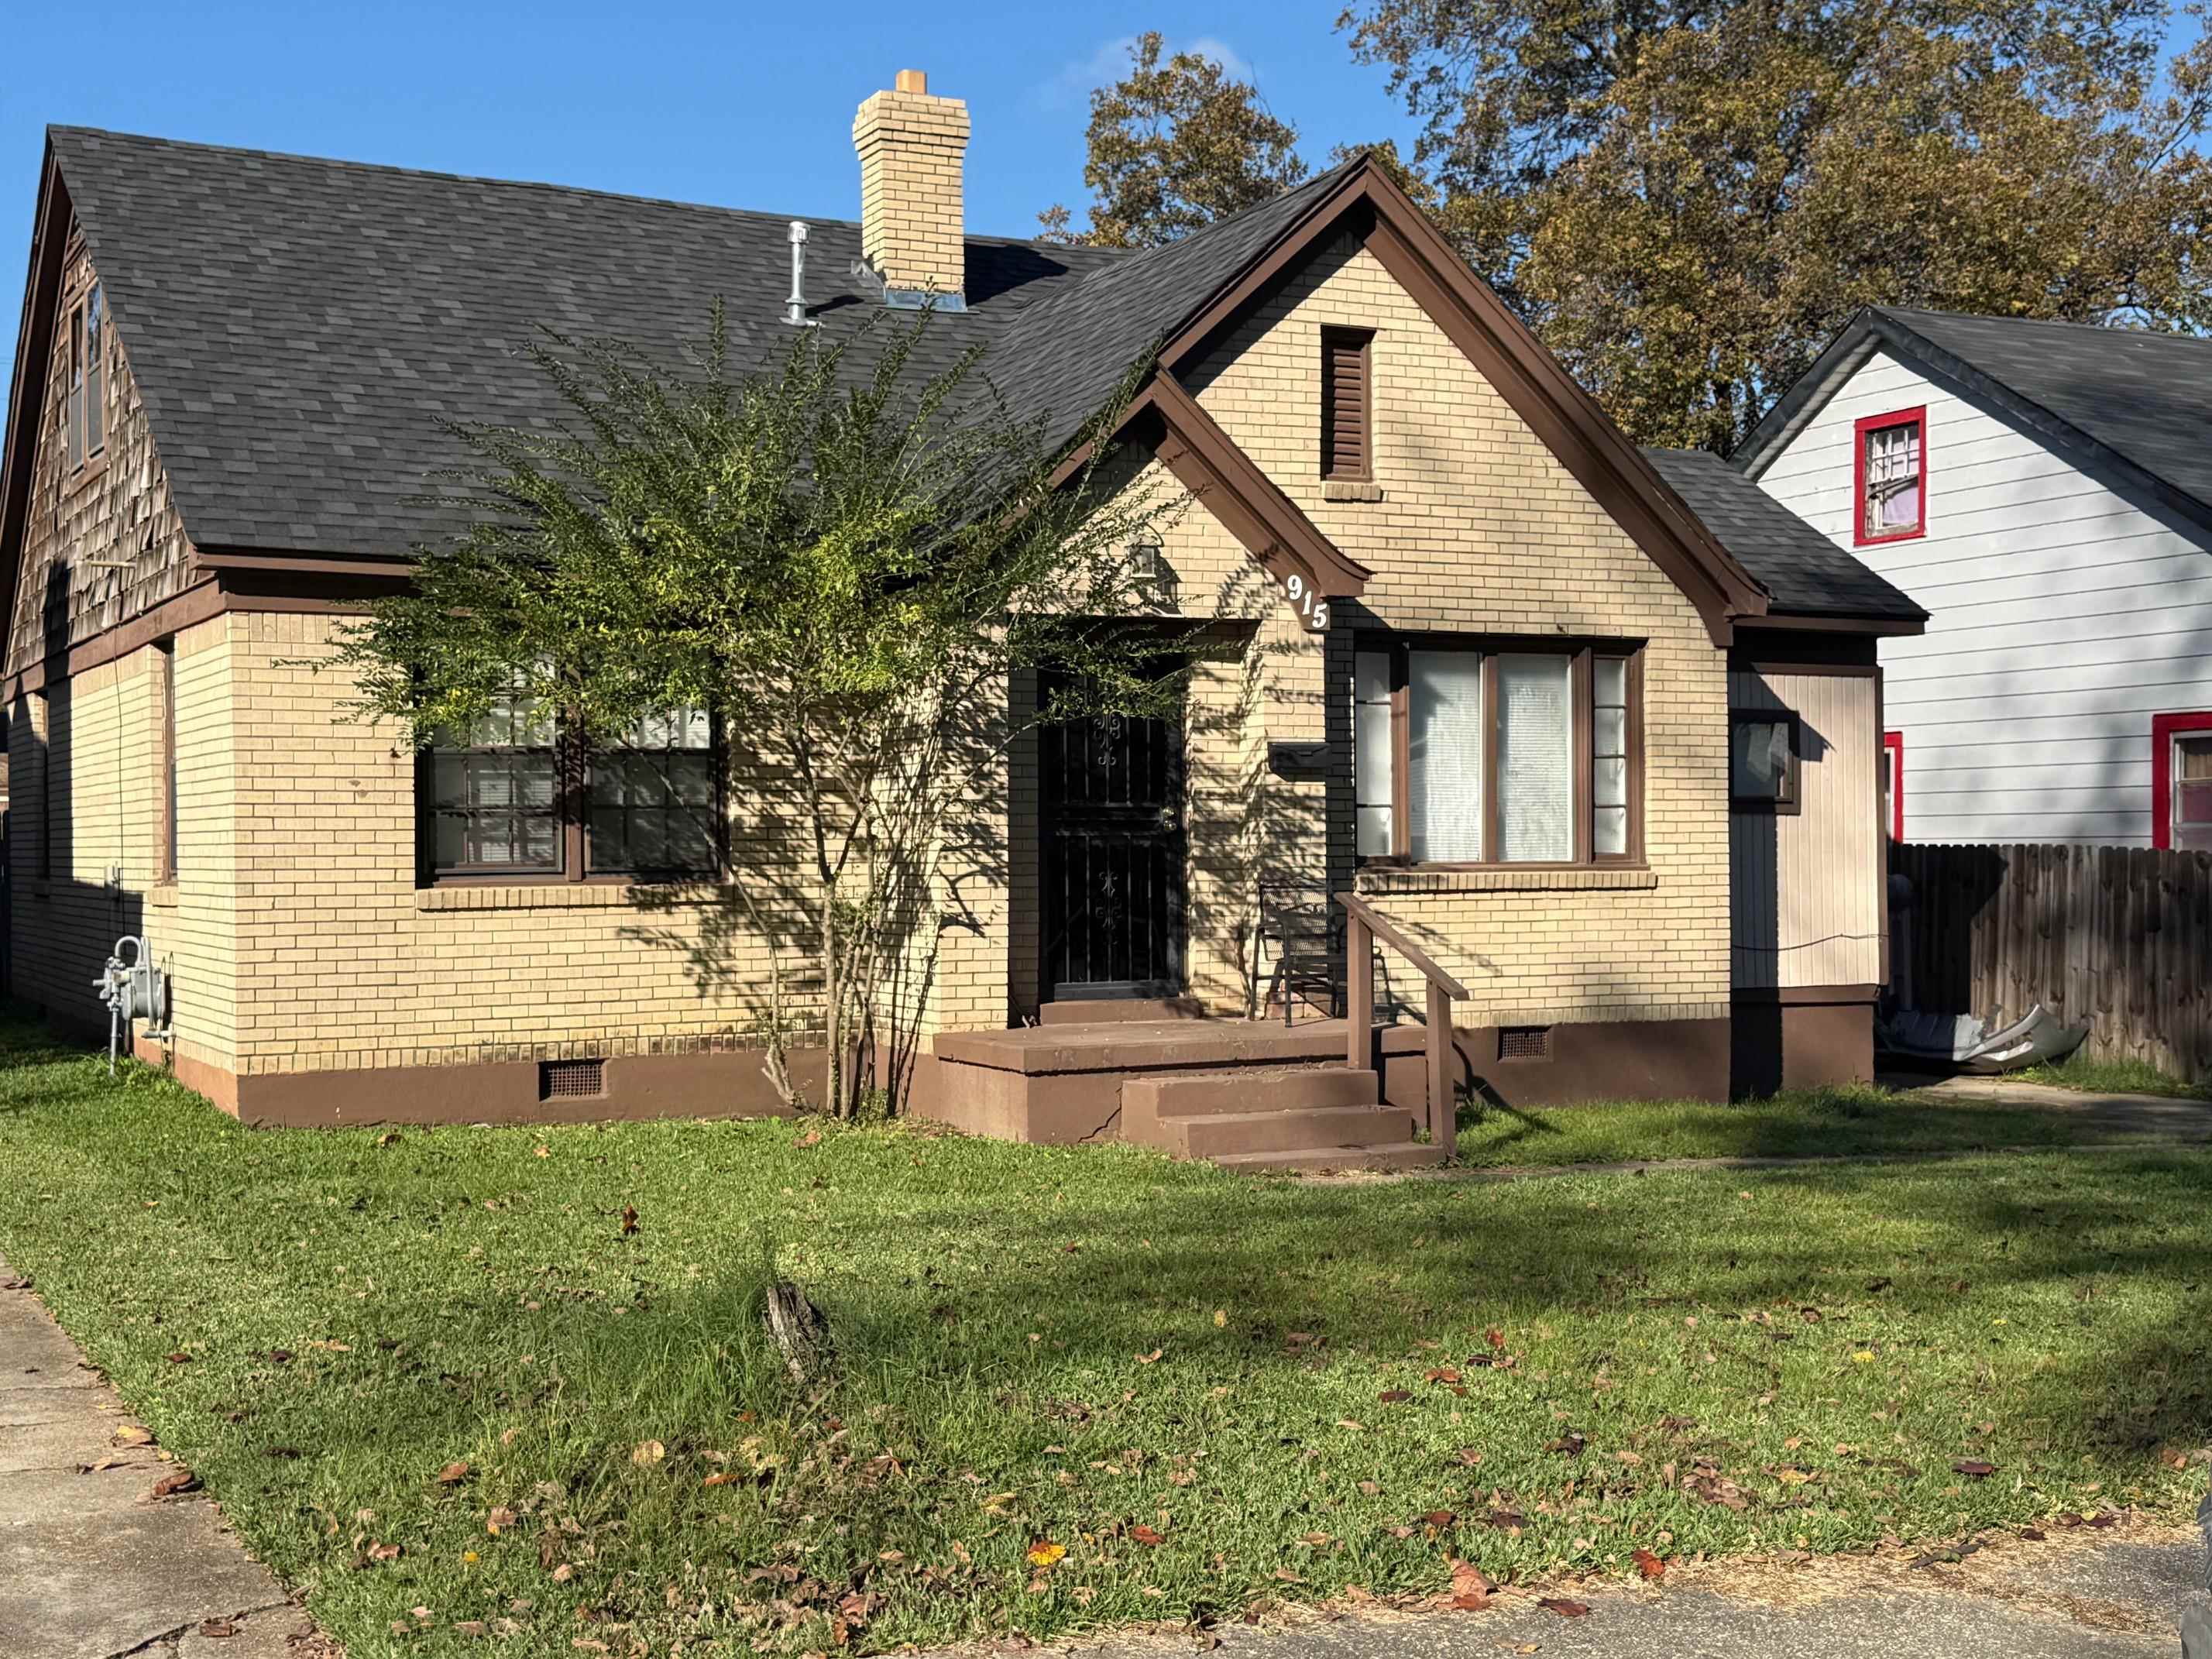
[165,1351,192,1365]
[1539,1598,1590,1618]
[437,1461,471,1484]
[148,1469,200,1499]
[619,1204,639,1236]
[793,1129,822,1149]
[2159,1448,2190,1470]
[1633,1548,1666,1580]
[1486,1328,1506,1350]
[1951,1459,1996,1479]
[551,1563,573,1582]
[486,1506,516,1534]
[1420,1510,1457,1530]
[1426,1366,1462,1384]
[1025,1540,1066,1568]
[631,1440,665,1466]
[366,1541,402,1563]
[1379,1389,1412,1403]
[1130,1524,1166,1545]
[1135,1348,1164,1365]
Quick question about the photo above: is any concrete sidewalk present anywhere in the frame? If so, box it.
[0,1259,318,1658]
[1003,1524,2207,1659]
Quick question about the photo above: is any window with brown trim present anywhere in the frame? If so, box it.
[60,281,105,474]
[1352,637,1644,867]
[1321,327,1373,482]
[419,686,723,884]
[1729,710,1800,812]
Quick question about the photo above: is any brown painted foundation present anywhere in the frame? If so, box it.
[1380,1016,1732,1114]
[1729,993,1875,1097]
[128,1033,821,1128]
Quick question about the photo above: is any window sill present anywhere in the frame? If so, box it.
[1322,479,1384,503]
[417,881,730,912]
[1356,864,1657,895]
[149,883,180,908]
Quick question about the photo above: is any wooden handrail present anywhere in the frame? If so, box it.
[1335,891,1470,999]
[1335,891,1469,1162]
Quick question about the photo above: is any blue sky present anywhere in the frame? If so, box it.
[0,0,1417,409]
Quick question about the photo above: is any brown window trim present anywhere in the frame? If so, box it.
[1320,325,1375,483]
[1729,708,1802,814]
[1353,632,1647,871]
[417,713,728,888]
[57,269,107,487]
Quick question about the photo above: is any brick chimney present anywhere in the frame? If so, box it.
[853,69,970,308]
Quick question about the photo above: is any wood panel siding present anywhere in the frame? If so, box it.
[5,238,198,680]
[1750,349,2212,846]
[1729,669,1883,989]
[1891,841,2211,1082]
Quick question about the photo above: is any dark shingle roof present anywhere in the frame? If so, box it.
[49,126,1128,558]
[1642,447,1926,622]
[1736,306,2212,535]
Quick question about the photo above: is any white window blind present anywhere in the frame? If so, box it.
[1352,651,1394,856]
[1409,651,1484,861]
[1496,654,1574,861]
[1732,719,1791,799]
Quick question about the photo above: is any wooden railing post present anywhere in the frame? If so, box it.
[1345,911,1373,1070]
[1334,892,1469,1156]
[1425,981,1455,1160]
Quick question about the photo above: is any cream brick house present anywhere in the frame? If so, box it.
[0,77,1922,1156]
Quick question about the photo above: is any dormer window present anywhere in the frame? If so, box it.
[61,280,105,472]
[1854,407,1924,544]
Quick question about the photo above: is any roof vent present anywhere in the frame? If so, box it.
[785,221,819,328]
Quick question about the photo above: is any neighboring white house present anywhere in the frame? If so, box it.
[1735,307,2212,850]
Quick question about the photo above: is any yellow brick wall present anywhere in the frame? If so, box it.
[1110,230,1733,1028]
[5,630,239,1072]
[225,612,821,1076]
[853,85,969,297]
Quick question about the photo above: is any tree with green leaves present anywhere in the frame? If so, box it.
[1041,33,1308,247]
[331,314,1185,1118]
[1341,0,2212,448]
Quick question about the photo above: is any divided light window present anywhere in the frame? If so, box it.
[1854,406,1925,544]
[60,281,105,473]
[421,678,721,882]
[1321,327,1372,482]
[1352,639,1642,867]
[2155,711,2212,851]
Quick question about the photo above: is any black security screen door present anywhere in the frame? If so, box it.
[1040,678,1187,1001]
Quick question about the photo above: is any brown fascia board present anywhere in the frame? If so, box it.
[1157,156,1771,648]
[1052,375,1371,605]
[0,144,69,683]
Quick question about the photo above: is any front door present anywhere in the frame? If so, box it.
[1039,679,1187,1001]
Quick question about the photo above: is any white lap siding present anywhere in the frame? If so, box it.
[1750,350,2212,847]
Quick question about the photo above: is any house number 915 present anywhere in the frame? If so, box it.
[1283,572,1330,631]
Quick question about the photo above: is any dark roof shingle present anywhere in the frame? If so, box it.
[1642,447,1926,622]
[50,125,1127,558]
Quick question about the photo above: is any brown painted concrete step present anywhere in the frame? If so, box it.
[1213,1142,1448,1174]
[1173,1104,1420,1159]
[1124,1066,1380,1125]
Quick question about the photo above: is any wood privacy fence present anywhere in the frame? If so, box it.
[1889,842,2212,1084]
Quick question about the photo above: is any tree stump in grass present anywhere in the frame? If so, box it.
[764,1282,830,1385]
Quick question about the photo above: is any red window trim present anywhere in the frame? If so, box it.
[1881,729,1905,842]
[1853,405,1927,547]
[2151,710,2212,850]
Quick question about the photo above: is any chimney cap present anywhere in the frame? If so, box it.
[894,68,928,94]
[788,219,809,243]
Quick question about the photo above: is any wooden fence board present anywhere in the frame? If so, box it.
[1891,842,2211,1084]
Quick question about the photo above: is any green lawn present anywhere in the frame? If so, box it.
[1452,1082,2130,1166]
[2012,1050,2212,1103]
[1,1017,2207,1659]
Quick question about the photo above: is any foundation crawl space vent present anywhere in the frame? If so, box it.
[1498,1026,1551,1062]
[539,1058,606,1100]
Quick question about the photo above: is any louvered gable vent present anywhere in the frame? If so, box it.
[1321,327,1373,480]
